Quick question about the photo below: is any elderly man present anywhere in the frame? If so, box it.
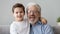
[26,3,54,34]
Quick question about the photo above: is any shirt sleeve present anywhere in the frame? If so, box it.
[44,24,54,34]
[10,24,18,34]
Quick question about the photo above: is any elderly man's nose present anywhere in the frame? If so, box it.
[30,12,34,15]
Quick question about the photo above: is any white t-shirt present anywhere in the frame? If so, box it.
[10,19,30,34]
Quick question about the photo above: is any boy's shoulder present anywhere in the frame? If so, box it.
[24,18,30,23]
[10,21,17,27]
[10,21,18,28]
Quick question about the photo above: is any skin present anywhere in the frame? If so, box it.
[27,5,40,25]
[13,7,25,22]
[41,17,47,24]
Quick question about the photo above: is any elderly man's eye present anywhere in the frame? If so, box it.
[28,11,31,13]
[28,10,39,14]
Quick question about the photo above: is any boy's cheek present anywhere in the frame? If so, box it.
[13,14,17,18]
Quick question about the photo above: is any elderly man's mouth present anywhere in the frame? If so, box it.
[29,17,35,21]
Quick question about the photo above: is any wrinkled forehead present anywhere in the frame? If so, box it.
[26,3,41,14]
[27,5,41,12]
[28,5,39,11]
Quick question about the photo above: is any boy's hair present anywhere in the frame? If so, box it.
[12,3,25,13]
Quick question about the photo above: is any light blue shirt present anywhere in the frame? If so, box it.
[30,21,54,34]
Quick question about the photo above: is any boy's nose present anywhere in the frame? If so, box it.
[18,13,21,15]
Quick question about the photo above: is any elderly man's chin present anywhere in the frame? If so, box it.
[29,19,37,25]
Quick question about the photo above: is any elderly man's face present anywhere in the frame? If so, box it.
[27,5,40,24]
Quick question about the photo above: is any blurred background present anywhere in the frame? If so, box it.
[0,0,60,26]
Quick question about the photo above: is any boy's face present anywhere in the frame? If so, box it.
[13,7,25,21]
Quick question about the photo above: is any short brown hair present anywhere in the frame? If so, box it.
[12,3,25,13]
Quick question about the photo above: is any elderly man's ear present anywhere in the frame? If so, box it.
[39,17,47,24]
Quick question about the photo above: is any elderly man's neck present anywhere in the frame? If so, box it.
[31,20,39,26]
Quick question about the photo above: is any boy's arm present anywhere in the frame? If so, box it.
[10,24,17,34]
[40,17,47,24]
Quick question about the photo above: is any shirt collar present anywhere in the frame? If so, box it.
[36,21,42,25]
[30,21,42,26]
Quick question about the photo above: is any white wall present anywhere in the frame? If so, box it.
[0,0,60,26]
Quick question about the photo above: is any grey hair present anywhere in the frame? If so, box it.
[26,2,41,13]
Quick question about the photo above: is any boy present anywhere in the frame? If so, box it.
[10,3,30,34]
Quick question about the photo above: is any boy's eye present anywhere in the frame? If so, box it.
[20,11,23,13]
[15,11,24,14]
[16,12,18,14]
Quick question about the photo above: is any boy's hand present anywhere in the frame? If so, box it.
[41,17,47,24]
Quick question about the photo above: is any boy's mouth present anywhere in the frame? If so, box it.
[17,16,22,18]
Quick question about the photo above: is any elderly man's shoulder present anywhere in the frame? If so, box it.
[43,24,52,29]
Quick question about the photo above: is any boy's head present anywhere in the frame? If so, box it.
[12,3,25,21]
